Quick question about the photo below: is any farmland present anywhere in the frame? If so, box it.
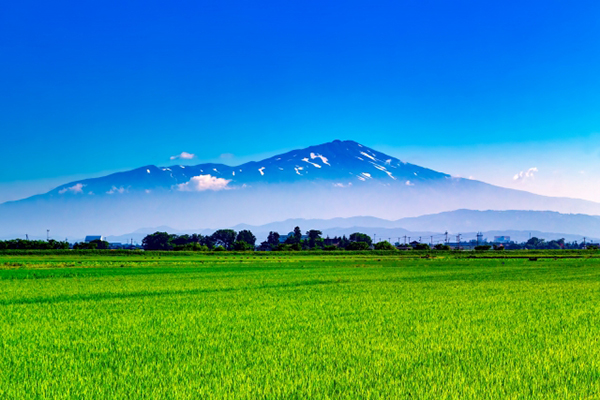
[1,251,600,399]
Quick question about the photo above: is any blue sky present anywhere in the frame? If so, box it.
[1,0,599,202]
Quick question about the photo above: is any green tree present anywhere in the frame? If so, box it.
[346,241,370,251]
[236,230,256,247]
[142,232,174,250]
[306,230,323,248]
[284,227,303,245]
[414,243,430,250]
[349,232,372,246]
[90,239,110,250]
[211,229,237,250]
[171,234,190,247]
[374,241,396,250]
[233,241,254,251]
[267,231,280,247]
[293,226,302,242]
[525,237,544,250]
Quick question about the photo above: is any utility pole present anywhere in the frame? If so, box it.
[26,234,29,241]
[47,230,50,241]
[477,232,483,246]
[431,236,433,246]
[408,236,411,244]
[403,235,407,244]
[583,237,587,249]
[419,236,422,243]
[456,234,461,250]
[445,231,448,244]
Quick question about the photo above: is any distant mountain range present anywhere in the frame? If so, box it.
[79,210,600,245]
[1,140,600,238]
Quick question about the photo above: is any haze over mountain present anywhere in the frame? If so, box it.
[2,140,600,238]
[95,210,599,246]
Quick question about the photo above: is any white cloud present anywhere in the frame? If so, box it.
[513,167,538,182]
[170,152,196,160]
[405,180,414,186]
[106,186,127,195]
[176,175,231,192]
[58,183,85,194]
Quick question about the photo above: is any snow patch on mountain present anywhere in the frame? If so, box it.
[310,152,330,165]
[360,151,376,161]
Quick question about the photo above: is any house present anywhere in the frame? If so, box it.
[84,235,105,243]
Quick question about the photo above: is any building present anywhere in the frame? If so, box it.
[493,236,511,244]
[84,235,105,243]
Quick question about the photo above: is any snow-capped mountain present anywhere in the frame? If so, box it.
[2,140,600,238]
[47,140,446,197]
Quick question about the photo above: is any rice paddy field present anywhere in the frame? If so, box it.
[1,251,600,399]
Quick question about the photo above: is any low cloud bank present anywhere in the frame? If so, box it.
[58,183,85,194]
[176,175,231,192]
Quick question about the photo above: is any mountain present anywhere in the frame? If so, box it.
[395,209,600,235]
[39,140,446,197]
[2,140,600,238]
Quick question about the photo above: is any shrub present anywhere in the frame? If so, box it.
[374,241,396,251]
[346,242,370,251]
[414,243,430,251]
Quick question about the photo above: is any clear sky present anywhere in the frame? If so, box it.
[1,0,599,203]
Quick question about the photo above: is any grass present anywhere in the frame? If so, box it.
[1,251,599,399]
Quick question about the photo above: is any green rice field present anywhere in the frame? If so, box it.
[1,251,600,399]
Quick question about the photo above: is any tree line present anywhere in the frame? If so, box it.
[140,228,384,251]
[0,238,111,250]
[0,232,595,251]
